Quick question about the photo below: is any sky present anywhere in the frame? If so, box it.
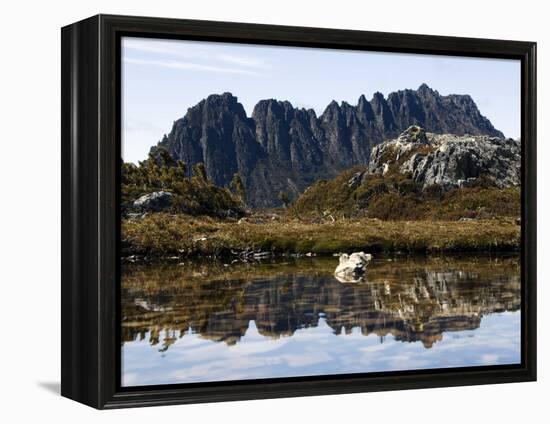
[122,312,520,386]
[122,36,521,164]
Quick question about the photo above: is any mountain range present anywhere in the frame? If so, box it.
[150,84,503,207]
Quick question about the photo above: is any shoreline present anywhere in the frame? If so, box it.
[122,249,521,265]
[121,213,520,261]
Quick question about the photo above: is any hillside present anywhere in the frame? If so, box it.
[121,150,245,219]
[290,126,520,221]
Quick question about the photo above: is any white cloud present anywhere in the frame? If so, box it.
[480,354,499,365]
[122,37,270,74]
[124,57,259,76]
[217,53,267,68]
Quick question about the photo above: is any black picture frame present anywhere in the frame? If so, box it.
[61,14,537,409]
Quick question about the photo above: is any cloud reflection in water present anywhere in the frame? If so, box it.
[121,255,521,386]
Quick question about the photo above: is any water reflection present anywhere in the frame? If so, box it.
[121,255,521,386]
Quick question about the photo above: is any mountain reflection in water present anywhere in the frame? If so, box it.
[121,255,521,386]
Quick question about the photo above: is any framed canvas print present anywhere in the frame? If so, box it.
[61,14,537,409]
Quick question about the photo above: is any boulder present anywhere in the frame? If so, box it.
[395,125,429,144]
[133,191,174,212]
[347,171,364,189]
[334,252,373,283]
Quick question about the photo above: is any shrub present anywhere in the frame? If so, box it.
[121,148,245,218]
[289,164,520,222]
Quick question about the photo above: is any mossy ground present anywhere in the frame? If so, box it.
[122,213,520,258]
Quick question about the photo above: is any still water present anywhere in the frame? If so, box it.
[121,255,521,386]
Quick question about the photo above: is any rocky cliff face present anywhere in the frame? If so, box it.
[368,126,520,190]
[151,85,504,207]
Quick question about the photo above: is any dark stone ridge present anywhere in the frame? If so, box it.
[151,85,504,207]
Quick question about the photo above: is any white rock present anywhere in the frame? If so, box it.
[133,191,174,212]
[334,252,372,283]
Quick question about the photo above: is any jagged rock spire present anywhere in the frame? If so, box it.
[151,86,503,207]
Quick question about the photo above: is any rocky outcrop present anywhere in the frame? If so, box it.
[151,85,504,207]
[334,252,373,283]
[369,126,520,191]
[133,191,174,212]
[387,84,502,137]
[151,93,261,190]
